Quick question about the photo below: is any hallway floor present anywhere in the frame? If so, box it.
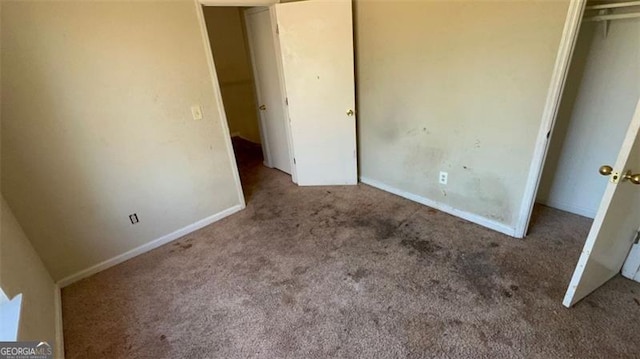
[62,140,640,358]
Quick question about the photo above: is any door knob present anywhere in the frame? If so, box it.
[599,165,613,176]
[599,165,620,183]
[346,109,355,116]
[599,165,640,185]
[624,170,640,185]
[259,105,266,111]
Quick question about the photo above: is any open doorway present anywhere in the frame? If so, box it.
[524,1,640,307]
[200,0,358,193]
[202,5,292,201]
[531,8,639,231]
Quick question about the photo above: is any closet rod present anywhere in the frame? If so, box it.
[585,1,640,10]
[583,12,640,22]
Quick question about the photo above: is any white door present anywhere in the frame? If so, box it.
[563,98,640,307]
[245,7,291,174]
[274,0,357,186]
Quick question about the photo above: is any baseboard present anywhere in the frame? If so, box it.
[537,198,596,219]
[56,204,244,288]
[359,177,517,237]
[54,285,65,359]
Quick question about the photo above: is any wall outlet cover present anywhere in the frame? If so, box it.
[439,171,448,185]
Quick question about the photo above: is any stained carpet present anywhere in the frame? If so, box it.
[62,138,640,358]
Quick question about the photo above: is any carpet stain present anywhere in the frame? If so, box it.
[586,300,600,309]
[352,217,399,240]
[282,294,295,306]
[347,268,369,283]
[173,242,193,250]
[400,239,442,256]
[251,202,283,221]
[309,224,337,239]
[454,251,501,300]
[292,266,309,276]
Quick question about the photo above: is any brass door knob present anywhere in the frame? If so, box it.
[599,165,613,176]
[599,165,621,183]
[600,165,640,185]
[346,109,355,116]
[259,105,266,111]
[624,171,640,185]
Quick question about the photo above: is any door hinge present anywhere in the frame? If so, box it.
[633,231,640,244]
[285,97,288,105]
[293,158,296,164]
[276,25,279,34]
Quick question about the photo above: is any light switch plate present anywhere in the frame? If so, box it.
[191,105,203,120]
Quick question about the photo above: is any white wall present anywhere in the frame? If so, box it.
[538,19,640,218]
[0,197,60,354]
[204,6,262,144]
[355,0,570,233]
[1,1,242,282]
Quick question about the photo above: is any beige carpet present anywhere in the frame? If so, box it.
[62,139,640,358]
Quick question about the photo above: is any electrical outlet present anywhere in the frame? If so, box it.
[439,171,448,185]
[129,213,139,225]
[191,105,203,120]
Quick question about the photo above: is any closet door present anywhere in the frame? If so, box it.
[563,97,640,307]
[274,0,357,186]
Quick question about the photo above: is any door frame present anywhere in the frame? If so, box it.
[515,0,587,238]
[243,6,297,182]
[195,0,247,208]
[196,0,298,189]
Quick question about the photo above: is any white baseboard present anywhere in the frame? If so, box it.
[54,285,65,359]
[56,204,244,288]
[537,198,596,219]
[359,177,517,237]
